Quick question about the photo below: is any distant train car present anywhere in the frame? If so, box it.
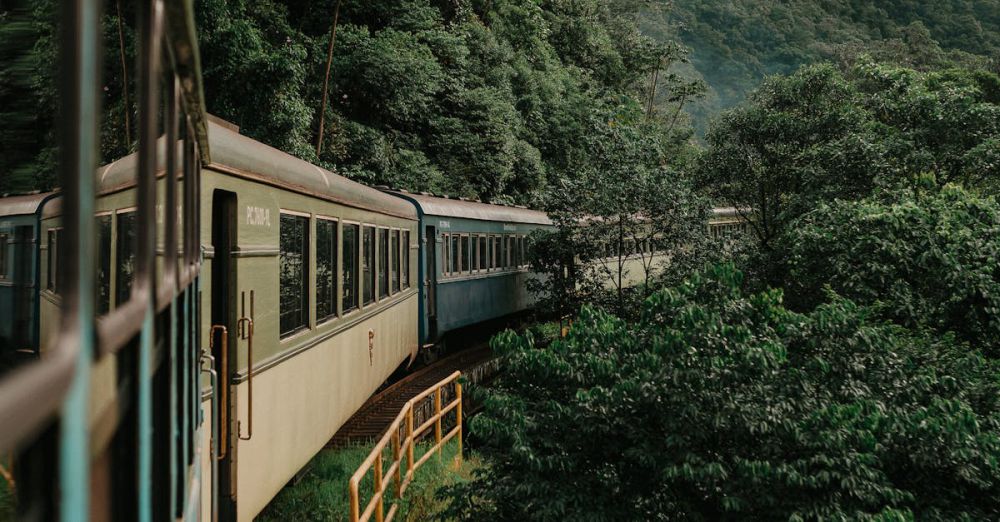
[385,191,554,345]
[0,192,56,368]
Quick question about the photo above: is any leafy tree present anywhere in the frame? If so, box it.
[782,182,1000,358]
[444,264,1000,520]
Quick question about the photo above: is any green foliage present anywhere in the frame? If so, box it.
[783,184,1000,358]
[443,264,1000,520]
[697,62,1000,264]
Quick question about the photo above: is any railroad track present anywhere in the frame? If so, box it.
[329,345,497,448]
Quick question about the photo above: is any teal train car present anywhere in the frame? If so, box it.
[0,192,56,368]
[385,191,554,345]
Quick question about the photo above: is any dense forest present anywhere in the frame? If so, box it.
[641,0,1000,133]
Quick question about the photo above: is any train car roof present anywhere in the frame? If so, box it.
[97,121,417,220]
[388,191,553,225]
[0,192,56,218]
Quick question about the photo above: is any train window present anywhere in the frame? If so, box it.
[391,229,400,294]
[450,235,460,275]
[363,226,375,305]
[0,234,7,280]
[479,236,487,271]
[402,230,410,289]
[514,236,521,267]
[378,228,389,299]
[96,215,112,314]
[441,234,449,276]
[462,235,471,274]
[470,234,478,271]
[279,213,309,337]
[343,223,359,312]
[317,218,338,322]
[116,212,136,304]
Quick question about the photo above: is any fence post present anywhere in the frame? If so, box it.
[349,478,360,522]
[456,380,463,466]
[392,429,401,500]
[434,387,442,461]
[374,452,384,522]
[406,403,415,480]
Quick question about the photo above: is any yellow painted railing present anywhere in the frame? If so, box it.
[349,371,463,522]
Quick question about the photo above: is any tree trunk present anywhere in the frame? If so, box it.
[315,0,343,157]
[116,0,131,147]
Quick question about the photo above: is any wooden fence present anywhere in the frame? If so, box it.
[349,371,463,522]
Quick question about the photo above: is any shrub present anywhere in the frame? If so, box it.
[443,264,1000,520]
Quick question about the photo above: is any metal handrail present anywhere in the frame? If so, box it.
[349,371,463,522]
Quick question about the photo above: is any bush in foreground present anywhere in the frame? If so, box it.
[443,264,1000,520]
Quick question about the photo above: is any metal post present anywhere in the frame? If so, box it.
[57,0,101,517]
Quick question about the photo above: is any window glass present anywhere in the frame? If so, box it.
[317,218,337,321]
[391,230,400,293]
[96,216,112,314]
[513,236,520,267]
[492,236,500,269]
[462,235,470,273]
[473,234,481,271]
[363,226,375,305]
[379,228,389,299]
[451,235,460,274]
[479,236,487,271]
[116,213,136,304]
[279,213,309,337]
[442,234,449,275]
[500,235,507,269]
[343,224,359,312]
[402,231,410,289]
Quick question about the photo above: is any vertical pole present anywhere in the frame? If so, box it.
[456,380,463,466]
[374,453,384,522]
[434,388,442,461]
[406,404,414,479]
[58,0,100,517]
[392,430,401,500]
[349,478,359,522]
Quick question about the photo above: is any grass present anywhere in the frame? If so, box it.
[258,439,476,522]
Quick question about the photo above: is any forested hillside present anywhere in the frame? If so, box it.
[0,0,695,203]
[641,0,1000,133]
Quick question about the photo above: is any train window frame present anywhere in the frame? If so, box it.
[378,227,390,300]
[342,220,360,315]
[279,211,311,339]
[390,228,400,294]
[460,234,470,274]
[362,225,376,306]
[402,230,410,290]
[0,233,7,281]
[316,216,339,324]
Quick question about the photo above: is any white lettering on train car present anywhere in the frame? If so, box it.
[438,220,450,229]
[503,224,517,231]
[246,206,271,227]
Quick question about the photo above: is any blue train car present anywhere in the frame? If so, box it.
[0,192,56,367]
[386,191,553,345]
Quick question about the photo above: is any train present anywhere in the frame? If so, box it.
[0,3,745,520]
[0,119,747,521]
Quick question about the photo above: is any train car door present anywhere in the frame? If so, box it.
[210,190,238,521]
[424,225,437,340]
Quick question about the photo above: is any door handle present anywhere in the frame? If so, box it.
[237,316,254,441]
[209,325,228,461]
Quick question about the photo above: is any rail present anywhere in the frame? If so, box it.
[349,371,463,522]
